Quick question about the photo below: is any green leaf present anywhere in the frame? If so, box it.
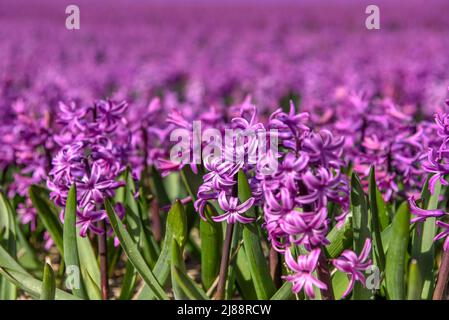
[29,185,64,254]
[411,179,441,299]
[0,267,79,300]
[82,268,101,300]
[350,173,372,299]
[172,265,209,300]
[16,224,42,272]
[123,169,158,268]
[136,220,172,300]
[77,234,101,300]
[0,242,79,300]
[332,270,350,300]
[105,200,168,300]
[407,259,422,300]
[0,193,17,300]
[270,281,294,300]
[63,184,88,299]
[200,204,223,290]
[167,200,188,248]
[385,202,410,300]
[238,170,276,299]
[40,263,56,300]
[0,241,27,273]
[325,217,353,258]
[171,239,188,300]
[119,260,137,300]
[167,201,190,300]
[368,167,386,272]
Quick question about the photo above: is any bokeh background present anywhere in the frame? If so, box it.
[1,0,448,116]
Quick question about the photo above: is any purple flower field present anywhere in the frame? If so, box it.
[1,0,449,301]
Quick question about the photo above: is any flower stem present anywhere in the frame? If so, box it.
[433,249,449,300]
[150,199,162,242]
[97,220,109,300]
[316,248,334,300]
[214,223,234,300]
[269,247,282,288]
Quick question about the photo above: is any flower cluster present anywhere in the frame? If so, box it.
[47,101,127,237]
[326,94,435,201]
[193,101,265,224]
[0,99,54,231]
[254,103,370,298]
[409,107,449,251]
[193,99,372,298]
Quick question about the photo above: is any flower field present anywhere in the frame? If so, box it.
[1,0,449,301]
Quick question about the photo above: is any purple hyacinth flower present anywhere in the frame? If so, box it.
[332,238,372,299]
[409,195,446,223]
[76,206,105,237]
[78,161,121,208]
[434,221,449,251]
[282,248,327,299]
[280,207,330,249]
[422,148,449,194]
[212,192,255,224]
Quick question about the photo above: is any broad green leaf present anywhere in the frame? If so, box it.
[171,239,188,299]
[136,220,172,300]
[411,179,441,299]
[350,173,372,299]
[77,233,101,299]
[167,200,188,248]
[172,265,209,300]
[105,200,168,300]
[332,270,350,300]
[270,281,294,300]
[225,223,245,299]
[16,224,42,272]
[40,263,56,300]
[0,241,27,273]
[82,268,102,300]
[407,259,422,300]
[200,204,223,290]
[386,202,410,300]
[119,260,137,300]
[167,201,189,299]
[123,169,158,268]
[0,267,80,300]
[238,170,276,299]
[29,185,64,254]
[63,184,87,299]
[235,245,258,299]
[368,167,386,272]
[325,217,353,258]
[0,193,17,299]
[0,242,79,300]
